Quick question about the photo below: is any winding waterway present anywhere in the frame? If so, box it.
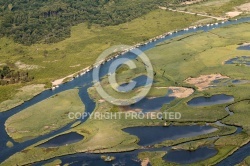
[164,146,218,164]
[187,94,234,106]
[0,17,250,165]
[123,126,217,146]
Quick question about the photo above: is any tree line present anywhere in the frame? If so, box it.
[0,66,34,85]
[0,0,189,45]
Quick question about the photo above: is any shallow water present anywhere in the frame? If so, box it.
[237,45,250,50]
[123,126,218,146]
[164,146,218,164]
[224,56,250,66]
[212,78,249,85]
[217,142,250,166]
[38,132,84,148]
[117,75,152,92]
[130,93,175,112]
[187,94,234,106]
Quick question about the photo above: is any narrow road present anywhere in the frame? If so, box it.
[160,7,227,21]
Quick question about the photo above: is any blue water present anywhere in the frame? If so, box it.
[123,126,217,146]
[130,92,175,112]
[225,56,250,66]
[211,79,250,89]
[34,148,166,166]
[38,132,84,148]
[217,142,250,166]
[164,146,218,164]
[117,75,152,92]
[237,45,250,50]
[187,94,234,106]
[56,153,141,166]
[0,17,250,165]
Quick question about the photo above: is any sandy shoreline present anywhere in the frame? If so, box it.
[168,87,194,98]
[52,66,91,86]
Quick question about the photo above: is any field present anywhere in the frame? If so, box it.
[5,89,85,142]
[223,100,250,133]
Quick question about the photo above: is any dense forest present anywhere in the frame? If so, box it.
[0,0,190,45]
[0,66,34,85]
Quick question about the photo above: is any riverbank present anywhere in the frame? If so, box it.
[0,84,46,112]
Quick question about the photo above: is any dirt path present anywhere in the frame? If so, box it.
[162,7,227,21]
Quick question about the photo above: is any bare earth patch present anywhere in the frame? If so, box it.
[168,87,194,98]
[158,6,166,10]
[226,3,250,18]
[122,106,142,113]
[15,61,40,70]
[226,11,243,18]
[141,158,150,166]
[236,2,250,11]
[185,74,229,91]
[181,0,203,5]
[52,74,74,86]
[241,43,250,46]
[52,66,90,86]
[70,64,81,68]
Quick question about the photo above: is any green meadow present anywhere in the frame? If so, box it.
[0,9,202,107]
[5,89,85,142]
